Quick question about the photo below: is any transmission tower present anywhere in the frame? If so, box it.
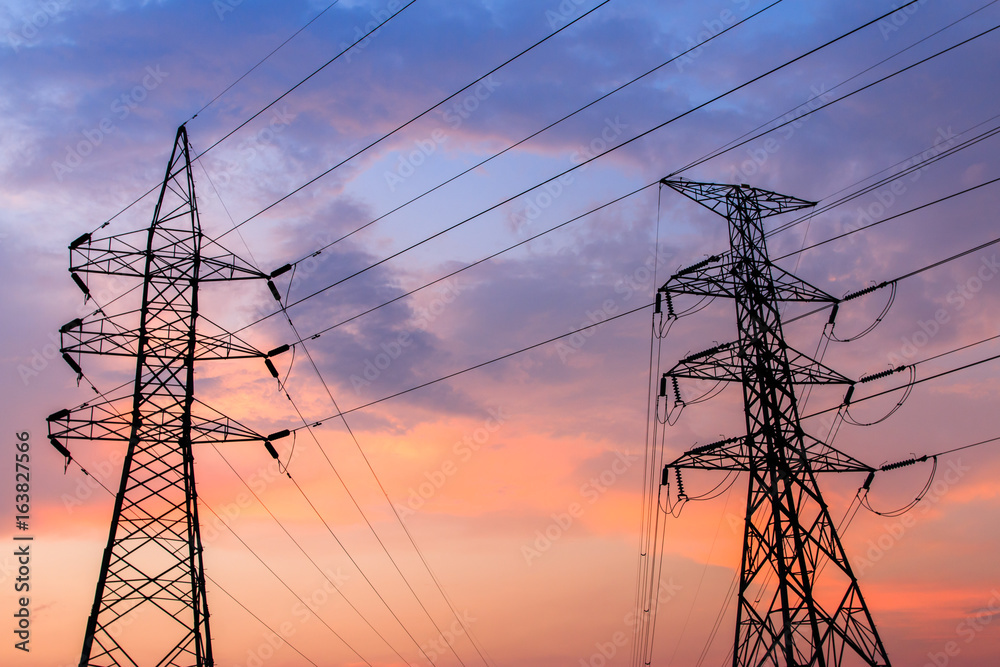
[657,179,890,666]
[47,125,271,667]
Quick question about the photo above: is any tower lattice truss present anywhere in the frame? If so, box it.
[48,125,270,667]
[659,179,891,667]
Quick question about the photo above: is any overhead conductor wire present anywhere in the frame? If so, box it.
[267,268,492,666]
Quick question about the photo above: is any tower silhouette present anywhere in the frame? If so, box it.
[48,125,267,666]
[658,179,890,666]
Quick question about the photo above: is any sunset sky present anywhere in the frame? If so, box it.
[2,0,1000,665]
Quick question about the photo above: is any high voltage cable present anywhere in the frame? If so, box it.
[779,231,1000,327]
[80,0,417,236]
[199,501,376,665]
[232,182,656,336]
[208,444,420,665]
[195,0,420,162]
[669,0,1000,178]
[271,287,489,666]
[630,185,667,667]
[283,472,441,666]
[803,350,1000,422]
[772,173,1000,262]
[187,0,343,122]
[78,0,777,280]
[260,321,452,664]
[78,0,416,240]
[274,375,463,667]
[766,118,1000,241]
[667,18,1000,178]
[932,434,1000,457]
[271,227,1000,440]
[277,368,490,667]
[236,111,997,344]
[227,0,951,330]
[209,579,321,666]
[285,302,654,430]
[209,0,614,243]
[227,0,786,266]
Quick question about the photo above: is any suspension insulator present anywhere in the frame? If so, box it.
[69,232,92,249]
[264,440,280,460]
[71,272,90,298]
[676,254,721,277]
[267,344,290,357]
[267,280,281,301]
[60,318,84,333]
[661,465,669,487]
[843,281,889,301]
[270,263,292,278]
[843,384,855,406]
[828,303,839,326]
[49,437,72,459]
[264,358,279,378]
[659,375,667,397]
[47,408,71,422]
[62,353,82,375]
[880,455,927,471]
[675,468,687,499]
[672,377,683,405]
[655,292,662,314]
[690,436,738,454]
[666,292,675,318]
[863,471,875,491]
[684,342,727,362]
[859,365,907,383]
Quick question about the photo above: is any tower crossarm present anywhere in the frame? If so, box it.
[661,253,837,304]
[70,232,267,282]
[47,388,266,446]
[666,340,853,386]
[661,178,817,219]
[60,310,262,359]
[666,433,873,475]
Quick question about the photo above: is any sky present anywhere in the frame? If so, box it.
[2,0,1000,665]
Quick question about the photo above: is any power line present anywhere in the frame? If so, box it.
[233,181,656,335]
[773,173,1000,261]
[81,0,417,237]
[766,113,1000,239]
[210,0,614,243]
[234,113,998,348]
[194,0,421,163]
[803,350,1000,422]
[230,0,949,335]
[284,472,441,666]
[188,0,343,122]
[271,287,490,666]
[670,0,1000,178]
[933,434,1000,457]
[246,0,787,269]
[288,301,653,429]
[208,444,420,666]
[199,501,376,665]
[248,226,1000,437]
[777,229,1000,327]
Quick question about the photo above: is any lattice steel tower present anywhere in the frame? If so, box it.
[658,180,890,666]
[47,125,267,666]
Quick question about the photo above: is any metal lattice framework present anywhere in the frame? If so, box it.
[47,125,267,667]
[659,179,891,666]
